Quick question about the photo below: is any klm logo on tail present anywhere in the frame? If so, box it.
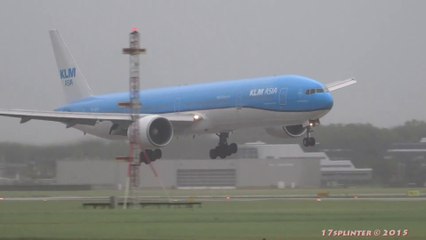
[59,68,76,86]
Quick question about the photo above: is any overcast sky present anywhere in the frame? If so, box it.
[0,0,425,144]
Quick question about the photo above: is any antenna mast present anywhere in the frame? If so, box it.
[122,28,146,208]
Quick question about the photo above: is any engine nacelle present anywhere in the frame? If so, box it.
[127,115,173,149]
[265,124,307,138]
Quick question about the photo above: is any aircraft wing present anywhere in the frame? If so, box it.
[326,78,357,92]
[0,109,197,128]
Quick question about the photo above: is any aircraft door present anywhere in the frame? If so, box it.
[279,88,288,105]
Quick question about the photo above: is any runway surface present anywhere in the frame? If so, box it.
[3,194,426,202]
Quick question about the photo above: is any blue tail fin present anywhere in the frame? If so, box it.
[49,30,93,103]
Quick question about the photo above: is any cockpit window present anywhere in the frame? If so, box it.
[305,88,326,95]
[306,89,315,95]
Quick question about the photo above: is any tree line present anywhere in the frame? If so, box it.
[1,120,426,185]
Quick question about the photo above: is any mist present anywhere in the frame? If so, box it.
[1,0,425,144]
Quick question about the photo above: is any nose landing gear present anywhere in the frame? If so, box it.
[302,133,316,147]
[303,120,319,147]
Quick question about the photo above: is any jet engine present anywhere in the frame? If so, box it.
[127,115,173,149]
[265,124,307,138]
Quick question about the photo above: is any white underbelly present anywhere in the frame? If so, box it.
[72,108,329,140]
[179,108,329,134]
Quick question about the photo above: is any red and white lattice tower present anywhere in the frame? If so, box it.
[122,29,146,190]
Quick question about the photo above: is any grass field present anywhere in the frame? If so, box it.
[0,197,426,239]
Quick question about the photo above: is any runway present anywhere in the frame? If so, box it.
[3,194,426,202]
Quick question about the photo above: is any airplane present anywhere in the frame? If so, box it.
[0,30,356,162]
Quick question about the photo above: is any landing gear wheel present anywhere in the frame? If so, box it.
[309,137,316,146]
[303,137,316,147]
[139,149,162,164]
[209,149,218,159]
[229,143,238,154]
[214,146,226,159]
[153,149,162,160]
[303,138,309,147]
[219,150,227,159]
[139,151,151,164]
[209,132,238,159]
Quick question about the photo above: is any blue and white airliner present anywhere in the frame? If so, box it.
[0,30,356,161]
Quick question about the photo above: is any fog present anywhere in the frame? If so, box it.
[1,0,425,144]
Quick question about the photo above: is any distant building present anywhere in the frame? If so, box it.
[232,143,323,188]
[0,162,28,184]
[56,143,370,189]
[321,159,372,187]
[385,138,426,186]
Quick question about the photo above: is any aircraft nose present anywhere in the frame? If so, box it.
[323,93,334,110]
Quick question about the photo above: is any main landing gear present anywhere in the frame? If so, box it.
[139,149,162,164]
[209,132,238,159]
[303,120,319,147]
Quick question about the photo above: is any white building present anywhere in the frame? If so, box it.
[56,143,370,189]
[321,159,372,187]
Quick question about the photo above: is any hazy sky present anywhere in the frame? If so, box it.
[0,0,425,144]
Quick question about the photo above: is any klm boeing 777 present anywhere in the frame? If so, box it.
[0,30,356,161]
